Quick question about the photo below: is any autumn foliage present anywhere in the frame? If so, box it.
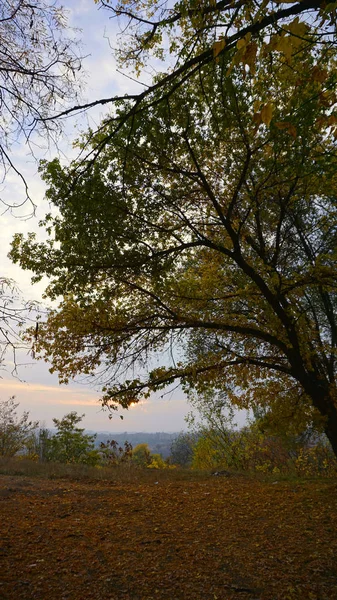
[191,426,337,477]
[6,0,337,469]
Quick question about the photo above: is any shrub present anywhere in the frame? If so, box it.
[99,440,133,465]
[44,412,100,465]
[0,397,39,457]
[132,443,152,467]
[191,424,337,477]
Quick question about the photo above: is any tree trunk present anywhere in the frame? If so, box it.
[308,381,337,459]
[324,405,337,459]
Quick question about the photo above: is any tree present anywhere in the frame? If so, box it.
[25,425,52,461]
[58,1,336,137]
[191,434,224,471]
[0,277,40,375]
[45,412,98,465]
[0,1,81,370]
[99,438,133,465]
[9,11,337,457]
[132,443,152,467]
[0,279,29,372]
[41,3,337,192]
[170,432,198,468]
[0,396,38,457]
[0,0,81,207]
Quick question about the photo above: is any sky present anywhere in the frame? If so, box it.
[0,0,248,433]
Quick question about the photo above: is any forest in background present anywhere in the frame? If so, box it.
[1,397,336,477]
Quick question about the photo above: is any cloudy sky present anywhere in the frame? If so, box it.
[0,0,248,433]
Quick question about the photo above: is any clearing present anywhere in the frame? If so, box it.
[1,473,336,599]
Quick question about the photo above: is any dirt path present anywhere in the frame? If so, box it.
[1,474,336,599]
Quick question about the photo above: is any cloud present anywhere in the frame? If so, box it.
[0,375,191,432]
[0,379,92,395]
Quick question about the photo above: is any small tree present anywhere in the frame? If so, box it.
[99,439,133,465]
[25,426,52,461]
[132,443,152,467]
[192,432,227,471]
[0,396,38,457]
[170,432,198,467]
[45,412,98,465]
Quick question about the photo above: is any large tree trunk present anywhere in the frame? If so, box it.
[324,405,337,459]
[308,381,337,459]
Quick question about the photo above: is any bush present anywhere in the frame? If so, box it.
[148,453,175,469]
[294,442,337,477]
[44,412,100,466]
[0,397,39,457]
[191,425,337,476]
[131,443,152,467]
[99,440,133,465]
[170,432,198,467]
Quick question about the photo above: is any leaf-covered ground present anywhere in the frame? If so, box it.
[1,473,336,599]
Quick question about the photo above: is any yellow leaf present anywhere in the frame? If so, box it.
[286,18,309,39]
[244,42,258,70]
[328,114,337,125]
[323,2,337,13]
[275,121,290,130]
[312,66,328,83]
[253,111,262,126]
[237,38,246,50]
[288,123,297,140]
[319,91,335,107]
[275,121,297,139]
[236,32,251,50]
[213,38,226,59]
[274,35,293,60]
[260,103,274,127]
[253,99,262,113]
[315,116,326,129]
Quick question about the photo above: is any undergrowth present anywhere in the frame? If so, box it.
[1,457,335,487]
[0,457,209,483]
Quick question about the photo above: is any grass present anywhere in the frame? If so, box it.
[0,456,210,484]
[1,457,334,490]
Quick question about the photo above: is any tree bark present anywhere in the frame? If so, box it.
[308,381,337,459]
[323,404,337,459]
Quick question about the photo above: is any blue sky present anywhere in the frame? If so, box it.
[0,0,248,433]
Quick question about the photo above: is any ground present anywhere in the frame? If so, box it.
[1,472,336,599]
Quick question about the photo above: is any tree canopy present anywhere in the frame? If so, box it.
[9,1,337,456]
[56,1,337,151]
[45,412,97,465]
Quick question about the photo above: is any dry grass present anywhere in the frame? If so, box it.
[0,457,209,484]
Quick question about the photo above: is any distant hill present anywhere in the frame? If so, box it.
[91,431,181,459]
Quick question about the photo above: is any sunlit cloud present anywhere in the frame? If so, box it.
[57,397,101,407]
[0,379,95,395]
